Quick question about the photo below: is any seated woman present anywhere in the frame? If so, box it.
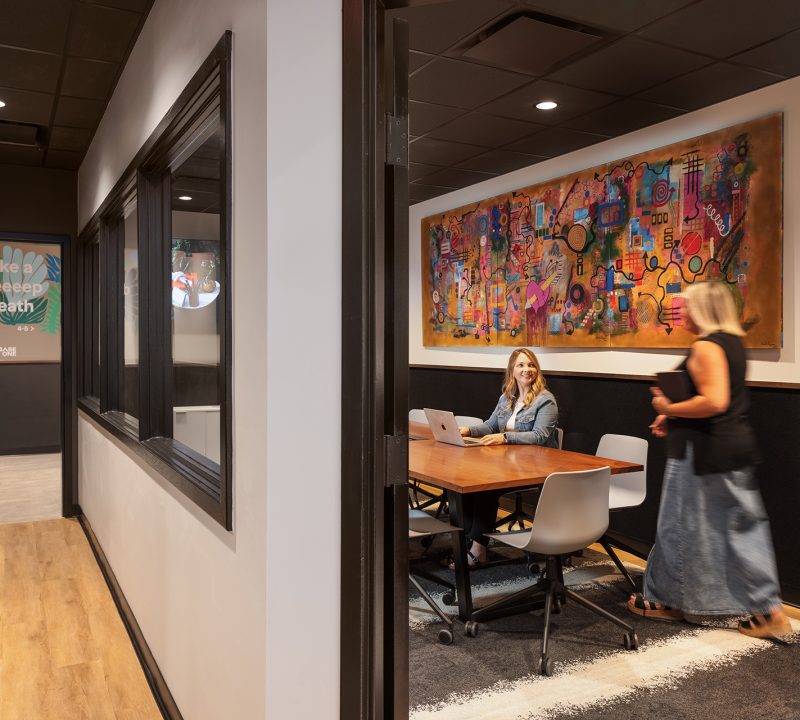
[452,348,559,569]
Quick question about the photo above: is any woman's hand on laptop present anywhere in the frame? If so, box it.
[480,433,506,445]
[459,426,471,437]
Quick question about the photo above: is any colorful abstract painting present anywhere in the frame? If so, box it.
[421,113,782,348]
[0,240,62,362]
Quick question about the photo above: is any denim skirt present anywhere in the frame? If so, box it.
[643,445,782,615]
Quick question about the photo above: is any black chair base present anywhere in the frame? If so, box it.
[472,555,638,674]
[599,535,638,592]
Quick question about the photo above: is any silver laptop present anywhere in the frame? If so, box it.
[424,408,483,447]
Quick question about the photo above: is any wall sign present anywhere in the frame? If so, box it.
[421,113,783,348]
[0,240,61,362]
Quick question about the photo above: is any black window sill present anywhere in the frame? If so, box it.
[78,396,228,528]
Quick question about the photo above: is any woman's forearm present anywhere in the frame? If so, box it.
[667,394,726,418]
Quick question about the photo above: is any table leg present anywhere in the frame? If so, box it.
[447,490,473,621]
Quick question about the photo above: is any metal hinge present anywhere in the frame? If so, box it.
[386,114,408,168]
[383,433,408,487]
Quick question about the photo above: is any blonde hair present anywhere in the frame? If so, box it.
[501,348,547,410]
[683,281,745,337]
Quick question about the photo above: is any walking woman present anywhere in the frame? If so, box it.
[629,281,791,640]
[451,348,559,568]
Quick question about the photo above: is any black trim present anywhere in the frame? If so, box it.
[0,445,61,456]
[77,33,233,530]
[77,509,183,720]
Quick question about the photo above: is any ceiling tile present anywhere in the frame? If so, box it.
[46,149,83,170]
[420,167,498,189]
[410,163,444,182]
[730,30,800,77]
[0,87,54,125]
[456,149,546,174]
[49,126,92,153]
[505,127,607,156]
[0,47,61,95]
[636,62,785,111]
[62,58,119,100]
[427,112,544,146]
[96,0,152,11]
[409,101,462,136]
[0,145,43,167]
[563,99,684,136]
[637,0,800,58]
[521,0,697,32]
[0,0,72,54]
[69,3,142,62]
[479,79,616,124]
[54,96,105,129]
[409,51,436,73]
[388,0,512,54]
[461,16,603,76]
[409,183,458,203]
[409,137,488,166]
[547,37,712,96]
[409,58,531,109]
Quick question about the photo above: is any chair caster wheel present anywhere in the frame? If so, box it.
[624,632,638,651]
[437,628,454,645]
[552,597,561,614]
[420,536,433,548]
[561,555,573,568]
[527,562,541,575]
[464,621,479,638]
[442,592,456,606]
[536,655,554,676]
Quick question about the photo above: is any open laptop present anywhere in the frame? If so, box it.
[423,408,483,447]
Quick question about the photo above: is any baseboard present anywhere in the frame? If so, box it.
[77,508,183,720]
[0,445,61,456]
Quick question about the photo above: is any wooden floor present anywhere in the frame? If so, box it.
[0,453,61,523]
[0,518,162,720]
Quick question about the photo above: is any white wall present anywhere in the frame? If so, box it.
[77,1,341,719]
[410,76,800,384]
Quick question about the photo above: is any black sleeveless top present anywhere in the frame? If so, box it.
[667,332,760,475]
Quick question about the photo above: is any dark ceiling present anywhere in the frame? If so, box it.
[0,0,154,171]
[390,0,800,205]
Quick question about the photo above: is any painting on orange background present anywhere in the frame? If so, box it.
[421,113,782,348]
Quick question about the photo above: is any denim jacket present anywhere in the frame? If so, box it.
[468,389,559,446]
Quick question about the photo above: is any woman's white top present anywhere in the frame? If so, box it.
[505,396,526,431]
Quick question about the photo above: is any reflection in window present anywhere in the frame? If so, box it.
[123,199,139,417]
[170,116,222,464]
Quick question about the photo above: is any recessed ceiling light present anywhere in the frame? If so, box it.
[536,100,558,110]
[0,101,6,108]
[178,195,192,201]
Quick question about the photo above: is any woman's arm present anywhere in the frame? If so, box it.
[504,397,558,445]
[651,340,730,419]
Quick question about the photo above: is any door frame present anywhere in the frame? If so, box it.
[0,230,76,517]
[341,1,412,718]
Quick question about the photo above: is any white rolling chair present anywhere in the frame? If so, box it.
[409,509,478,644]
[474,466,638,675]
[454,414,483,427]
[595,434,648,591]
[408,409,445,513]
[494,426,563,531]
[409,408,427,424]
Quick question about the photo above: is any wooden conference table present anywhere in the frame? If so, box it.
[408,421,644,621]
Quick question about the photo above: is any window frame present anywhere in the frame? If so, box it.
[77,33,233,529]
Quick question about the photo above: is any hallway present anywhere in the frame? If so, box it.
[0,518,161,719]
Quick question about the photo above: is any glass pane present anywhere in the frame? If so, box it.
[170,116,222,464]
[123,201,139,416]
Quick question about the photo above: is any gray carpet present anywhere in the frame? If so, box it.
[409,538,800,720]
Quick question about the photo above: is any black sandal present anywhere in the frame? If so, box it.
[739,613,791,641]
[448,550,483,571]
[627,593,684,621]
